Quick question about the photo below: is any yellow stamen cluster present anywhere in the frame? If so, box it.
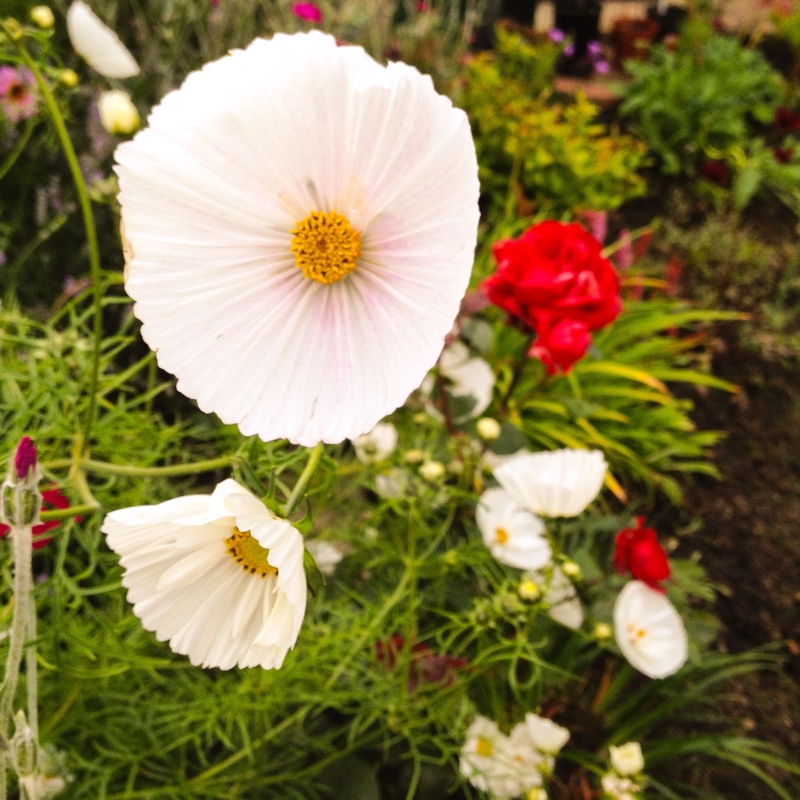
[475,737,494,757]
[495,526,509,545]
[290,210,361,284]
[225,527,278,578]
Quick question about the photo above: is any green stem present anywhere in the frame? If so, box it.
[0,522,34,741]
[14,36,104,457]
[0,117,36,182]
[283,442,323,517]
[44,455,233,478]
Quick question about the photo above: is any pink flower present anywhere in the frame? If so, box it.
[292,2,322,23]
[0,66,38,124]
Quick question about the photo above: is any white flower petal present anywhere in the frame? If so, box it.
[476,488,551,571]
[115,31,479,446]
[66,1,140,79]
[527,565,584,630]
[494,448,607,518]
[101,479,307,670]
[613,581,688,679]
[523,714,570,755]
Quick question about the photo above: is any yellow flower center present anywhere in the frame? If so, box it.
[475,737,494,757]
[225,527,278,578]
[495,526,509,545]
[627,623,647,642]
[290,210,361,284]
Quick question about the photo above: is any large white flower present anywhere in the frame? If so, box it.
[494,448,607,518]
[101,479,306,670]
[613,581,688,679]
[115,32,479,447]
[66,1,140,78]
[475,487,551,570]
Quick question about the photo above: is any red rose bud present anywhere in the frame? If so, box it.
[614,516,671,590]
[529,316,592,375]
[482,220,622,333]
[13,437,37,482]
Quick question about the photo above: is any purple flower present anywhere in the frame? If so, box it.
[587,40,603,59]
[0,66,38,124]
[594,59,610,74]
[563,43,575,57]
[292,2,322,22]
[548,28,565,43]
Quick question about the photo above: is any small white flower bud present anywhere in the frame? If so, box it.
[419,460,445,481]
[30,6,55,28]
[98,90,140,135]
[476,417,501,441]
[610,742,644,776]
[594,622,613,640]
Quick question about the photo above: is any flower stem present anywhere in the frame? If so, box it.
[13,37,104,458]
[283,442,324,517]
[0,523,34,742]
[45,455,233,478]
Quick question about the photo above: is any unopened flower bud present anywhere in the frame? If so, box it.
[518,579,540,601]
[30,6,55,28]
[419,460,445,481]
[10,711,37,776]
[402,448,424,464]
[610,742,644,776]
[58,69,78,87]
[561,560,580,578]
[526,788,548,800]
[98,90,140,136]
[594,622,613,640]
[476,417,501,441]
[2,437,42,527]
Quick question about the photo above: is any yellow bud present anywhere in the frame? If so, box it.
[402,448,425,464]
[30,6,55,28]
[476,417,501,441]
[419,460,445,481]
[561,560,581,578]
[58,69,79,87]
[594,622,613,640]
[518,579,540,601]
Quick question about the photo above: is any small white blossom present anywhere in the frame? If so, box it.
[610,742,644,776]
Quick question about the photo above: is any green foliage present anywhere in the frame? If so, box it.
[461,33,647,219]
[655,207,800,360]
[619,34,783,176]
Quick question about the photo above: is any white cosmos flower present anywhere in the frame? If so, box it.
[494,448,607,518]
[527,565,584,630]
[475,487,551,570]
[306,539,344,575]
[613,581,688,679]
[523,713,570,756]
[66,1,140,78]
[609,742,644,777]
[437,340,495,422]
[459,716,530,799]
[602,773,641,800]
[101,479,306,670]
[115,31,479,447]
[352,422,398,463]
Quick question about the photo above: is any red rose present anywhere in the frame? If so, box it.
[529,315,592,375]
[482,221,622,332]
[613,516,671,591]
[0,487,78,549]
[775,106,800,135]
[699,160,729,187]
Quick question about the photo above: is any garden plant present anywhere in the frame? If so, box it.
[0,2,799,800]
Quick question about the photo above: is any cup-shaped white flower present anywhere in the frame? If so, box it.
[526,565,584,630]
[438,341,495,422]
[352,422,398,464]
[475,488,551,570]
[98,90,140,136]
[523,713,570,756]
[101,479,306,670]
[306,539,344,576]
[613,581,688,679]
[115,31,479,447]
[66,1,140,78]
[609,742,644,777]
[494,448,607,518]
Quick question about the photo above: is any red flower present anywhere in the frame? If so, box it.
[773,145,794,164]
[482,221,622,332]
[699,160,729,187]
[613,516,671,591]
[529,315,592,375]
[376,635,467,691]
[0,487,78,549]
[775,107,800,135]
